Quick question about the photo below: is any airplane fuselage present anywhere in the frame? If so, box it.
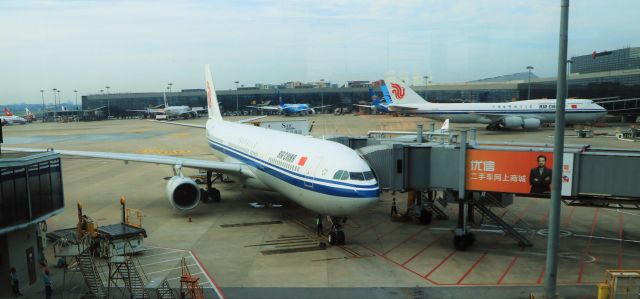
[391,99,606,124]
[282,104,310,114]
[205,119,379,216]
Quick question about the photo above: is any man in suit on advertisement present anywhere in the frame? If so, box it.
[529,155,552,193]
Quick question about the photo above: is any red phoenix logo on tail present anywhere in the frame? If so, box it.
[390,83,405,100]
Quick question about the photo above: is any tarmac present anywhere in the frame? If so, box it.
[2,114,639,299]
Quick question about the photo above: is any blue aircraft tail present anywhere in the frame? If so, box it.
[277,90,284,107]
[380,85,392,104]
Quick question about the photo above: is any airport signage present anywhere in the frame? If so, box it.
[465,150,573,196]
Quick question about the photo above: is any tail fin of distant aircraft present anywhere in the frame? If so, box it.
[204,64,223,120]
[163,92,168,108]
[277,90,284,107]
[383,79,430,105]
[25,108,31,115]
[368,88,377,101]
[441,119,449,131]
[380,84,392,104]
[4,108,13,116]
[61,106,67,111]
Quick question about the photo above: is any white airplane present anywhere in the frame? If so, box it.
[129,93,197,119]
[7,65,379,245]
[384,80,607,130]
[1,108,28,125]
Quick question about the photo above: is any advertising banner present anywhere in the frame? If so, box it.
[465,150,573,196]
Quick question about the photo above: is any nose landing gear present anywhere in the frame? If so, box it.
[327,216,347,245]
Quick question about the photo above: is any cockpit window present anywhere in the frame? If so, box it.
[349,172,365,181]
[363,171,374,180]
[333,170,349,180]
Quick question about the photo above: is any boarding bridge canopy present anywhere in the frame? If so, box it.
[349,134,640,200]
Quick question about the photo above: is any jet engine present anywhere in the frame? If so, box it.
[523,118,541,129]
[166,176,201,210]
[503,116,523,129]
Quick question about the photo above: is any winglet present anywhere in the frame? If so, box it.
[205,64,223,120]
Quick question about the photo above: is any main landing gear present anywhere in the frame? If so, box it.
[200,170,221,203]
[327,216,347,245]
[485,123,501,131]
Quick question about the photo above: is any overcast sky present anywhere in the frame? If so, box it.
[1,0,638,104]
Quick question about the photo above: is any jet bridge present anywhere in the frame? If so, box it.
[330,126,640,250]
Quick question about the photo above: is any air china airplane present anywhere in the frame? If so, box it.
[1,108,28,125]
[7,65,379,245]
[128,93,197,119]
[247,90,331,116]
[384,80,607,130]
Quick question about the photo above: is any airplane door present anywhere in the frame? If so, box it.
[303,156,323,189]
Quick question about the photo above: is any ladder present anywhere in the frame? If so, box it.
[75,239,107,298]
[154,279,177,299]
[110,256,151,299]
[474,202,533,247]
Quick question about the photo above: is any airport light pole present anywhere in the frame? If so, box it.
[544,0,569,298]
[105,86,110,118]
[235,81,239,113]
[74,90,79,121]
[40,90,45,121]
[526,66,534,100]
[52,88,58,120]
[424,75,430,100]
[57,89,61,114]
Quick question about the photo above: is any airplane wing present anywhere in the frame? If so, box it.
[352,104,374,108]
[151,120,206,129]
[237,115,267,123]
[4,147,254,178]
[151,115,268,128]
[246,105,282,111]
[387,104,419,111]
[470,112,543,122]
[86,106,108,111]
[310,105,332,109]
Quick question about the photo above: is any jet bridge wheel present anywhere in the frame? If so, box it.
[453,233,475,251]
[419,210,433,225]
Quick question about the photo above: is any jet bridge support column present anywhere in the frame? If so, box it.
[453,131,475,250]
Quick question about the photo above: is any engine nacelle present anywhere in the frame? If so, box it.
[503,116,523,129]
[166,176,201,210]
[523,118,541,129]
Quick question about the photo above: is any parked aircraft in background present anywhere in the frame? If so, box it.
[7,65,379,246]
[1,108,28,125]
[128,93,198,119]
[247,90,331,116]
[353,88,392,113]
[384,80,607,130]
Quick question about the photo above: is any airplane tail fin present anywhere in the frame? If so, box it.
[163,92,168,108]
[368,88,377,101]
[25,108,31,115]
[204,64,223,120]
[441,119,449,131]
[277,90,284,107]
[383,79,430,105]
[4,108,13,116]
[380,84,392,104]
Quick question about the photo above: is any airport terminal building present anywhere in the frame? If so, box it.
[82,47,640,119]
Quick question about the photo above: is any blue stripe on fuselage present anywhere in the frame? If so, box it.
[207,139,379,198]
[395,109,604,115]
